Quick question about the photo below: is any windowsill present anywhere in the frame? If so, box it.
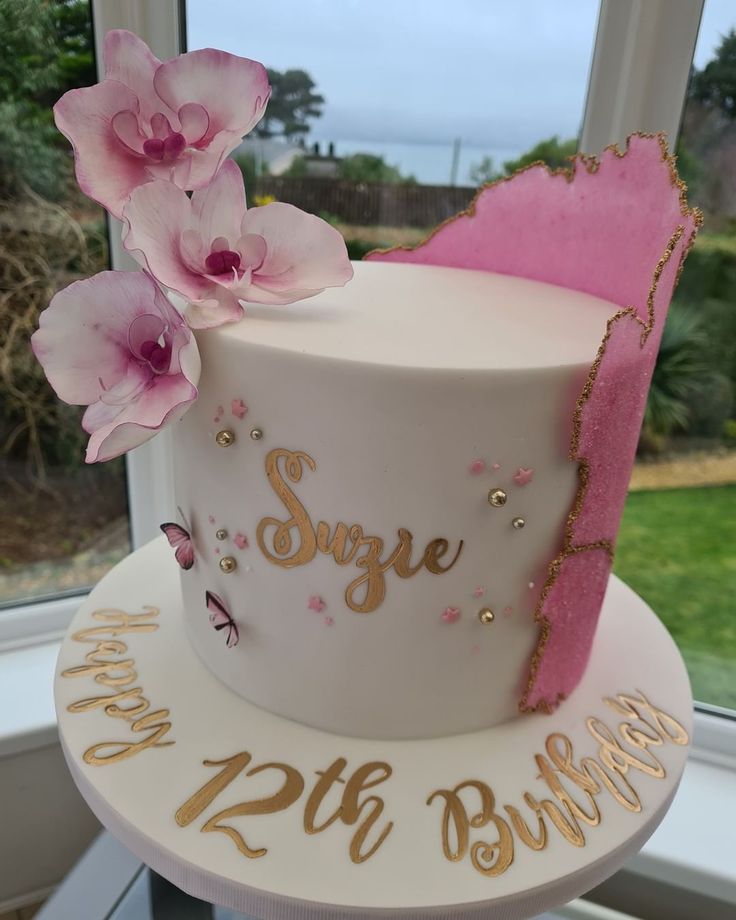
[2,640,735,904]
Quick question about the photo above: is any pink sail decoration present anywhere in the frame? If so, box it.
[368,134,701,713]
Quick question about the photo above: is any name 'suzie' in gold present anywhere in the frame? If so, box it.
[256,448,464,612]
[62,607,173,765]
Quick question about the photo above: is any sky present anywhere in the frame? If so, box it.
[187,0,736,151]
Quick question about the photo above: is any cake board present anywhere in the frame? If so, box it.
[55,536,693,920]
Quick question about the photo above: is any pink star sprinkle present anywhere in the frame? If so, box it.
[324,616,334,627]
[308,595,326,613]
[208,515,215,524]
[469,458,486,475]
[492,462,501,470]
[513,467,534,486]
[503,606,513,616]
[231,398,248,419]
[233,532,249,550]
[442,606,461,624]
[214,405,224,422]
[214,547,220,554]
[473,586,486,599]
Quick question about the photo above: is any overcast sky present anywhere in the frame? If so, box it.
[187,0,736,150]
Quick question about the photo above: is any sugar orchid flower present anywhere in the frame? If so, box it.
[121,159,354,329]
[53,30,270,218]
[31,271,200,463]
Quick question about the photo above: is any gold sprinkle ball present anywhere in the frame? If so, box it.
[250,427,264,441]
[478,608,495,624]
[215,528,228,541]
[512,517,526,530]
[487,488,507,507]
[219,556,237,573]
[215,429,235,447]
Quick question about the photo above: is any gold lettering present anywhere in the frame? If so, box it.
[256,449,317,567]
[428,692,688,876]
[257,448,464,612]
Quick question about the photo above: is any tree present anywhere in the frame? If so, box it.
[256,68,324,138]
[0,0,95,199]
[469,156,500,185]
[690,29,736,119]
[501,136,577,175]
[338,153,412,184]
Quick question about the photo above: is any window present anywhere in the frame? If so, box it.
[186,0,599,252]
[0,0,131,616]
[614,0,736,714]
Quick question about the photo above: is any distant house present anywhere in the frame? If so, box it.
[233,137,303,176]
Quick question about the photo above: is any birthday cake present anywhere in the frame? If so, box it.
[35,32,698,743]
[38,30,702,917]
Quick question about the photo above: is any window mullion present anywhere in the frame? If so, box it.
[581,0,704,153]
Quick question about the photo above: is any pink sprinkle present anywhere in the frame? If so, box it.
[231,398,248,420]
[308,595,326,612]
[528,581,535,589]
[324,615,334,627]
[208,515,215,524]
[234,532,249,550]
[492,462,501,470]
[214,547,220,554]
[473,586,486,598]
[513,466,535,486]
[503,606,513,616]
[471,644,481,655]
[469,458,486,475]
[442,606,461,624]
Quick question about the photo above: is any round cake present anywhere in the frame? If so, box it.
[173,260,615,739]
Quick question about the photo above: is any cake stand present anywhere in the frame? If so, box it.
[55,537,692,920]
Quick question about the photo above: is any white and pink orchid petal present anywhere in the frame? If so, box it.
[81,362,150,433]
[239,203,353,304]
[150,111,176,138]
[237,233,267,270]
[183,133,239,190]
[110,109,146,156]
[180,229,207,272]
[103,30,172,125]
[184,295,244,330]
[178,102,210,145]
[85,373,198,463]
[190,159,245,246]
[153,49,270,139]
[54,81,152,218]
[31,271,159,405]
[122,179,213,300]
[144,152,193,189]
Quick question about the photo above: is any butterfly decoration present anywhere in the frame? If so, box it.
[160,506,195,570]
[206,591,239,648]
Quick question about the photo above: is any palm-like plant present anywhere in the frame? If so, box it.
[642,302,720,451]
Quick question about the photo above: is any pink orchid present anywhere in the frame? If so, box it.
[121,160,354,328]
[53,30,270,218]
[31,271,200,463]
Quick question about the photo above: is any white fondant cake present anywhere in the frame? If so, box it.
[173,260,616,739]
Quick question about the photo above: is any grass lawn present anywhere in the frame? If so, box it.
[614,484,736,709]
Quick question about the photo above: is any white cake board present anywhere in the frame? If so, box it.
[55,537,692,920]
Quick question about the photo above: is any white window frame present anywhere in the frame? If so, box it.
[2,0,734,765]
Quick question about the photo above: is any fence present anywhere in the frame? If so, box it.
[254,176,477,228]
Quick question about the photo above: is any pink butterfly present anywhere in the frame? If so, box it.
[160,507,195,570]
[206,591,239,648]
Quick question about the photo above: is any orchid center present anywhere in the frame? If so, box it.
[205,249,242,275]
[128,314,172,374]
[142,131,186,162]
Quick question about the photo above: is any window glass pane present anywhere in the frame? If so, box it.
[186,0,599,252]
[615,0,736,711]
[0,0,130,609]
